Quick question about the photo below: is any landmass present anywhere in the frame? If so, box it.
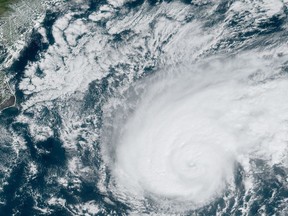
[0,0,18,16]
[0,72,15,111]
[0,0,18,111]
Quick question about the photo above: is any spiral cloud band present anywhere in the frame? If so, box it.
[102,56,288,212]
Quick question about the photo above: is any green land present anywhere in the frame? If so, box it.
[0,0,18,16]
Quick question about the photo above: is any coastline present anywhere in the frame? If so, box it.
[0,95,15,111]
[0,73,15,112]
[0,0,18,111]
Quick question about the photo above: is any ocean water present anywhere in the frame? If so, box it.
[0,0,288,215]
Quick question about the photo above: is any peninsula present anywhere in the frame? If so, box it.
[0,72,15,111]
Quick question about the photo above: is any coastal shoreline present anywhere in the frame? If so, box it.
[0,72,15,112]
[0,95,15,111]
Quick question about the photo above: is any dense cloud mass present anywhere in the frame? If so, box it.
[102,56,288,213]
[0,0,288,215]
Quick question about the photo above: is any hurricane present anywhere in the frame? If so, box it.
[0,0,288,215]
[101,56,288,213]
